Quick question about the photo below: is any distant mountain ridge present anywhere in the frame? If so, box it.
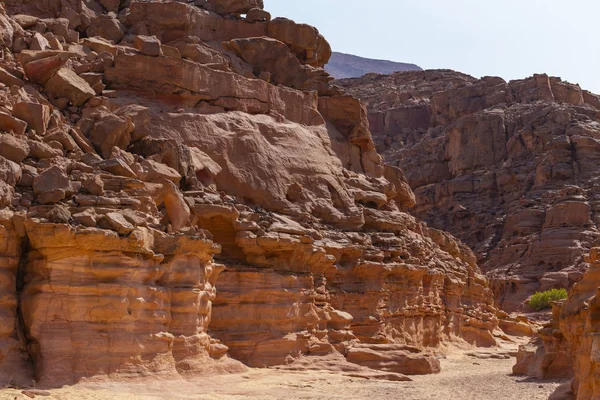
[326,52,422,79]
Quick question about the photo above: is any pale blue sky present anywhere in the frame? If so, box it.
[266,0,600,94]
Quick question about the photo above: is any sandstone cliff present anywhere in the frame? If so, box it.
[512,248,600,400]
[338,70,600,313]
[0,0,499,387]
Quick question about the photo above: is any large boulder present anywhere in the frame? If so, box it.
[32,166,74,204]
[0,134,29,163]
[81,109,134,158]
[12,102,51,135]
[44,68,95,106]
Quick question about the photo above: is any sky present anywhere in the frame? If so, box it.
[266,0,600,94]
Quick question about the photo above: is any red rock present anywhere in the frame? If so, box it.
[0,13,14,49]
[28,140,62,159]
[44,68,95,106]
[205,0,264,14]
[267,18,331,67]
[346,344,441,375]
[0,155,22,187]
[133,35,162,57]
[12,101,51,135]
[225,37,335,94]
[98,158,137,178]
[73,209,98,227]
[0,111,27,135]
[82,175,105,196]
[20,53,67,84]
[246,8,270,22]
[558,248,600,400]
[338,70,600,312]
[140,159,181,184]
[86,15,125,43]
[0,134,29,162]
[82,37,117,56]
[32,166,74,204]
[98,212,135,235]
[161,179,190,232]
[0,2,502,387]
[82,109,133,158]
[29,32,50,51]
[0,66,24,87]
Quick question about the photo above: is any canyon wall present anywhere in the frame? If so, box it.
[0,0,498,386]
[558,248,600,399]
[512,248,600,400]
[338,71,600,312]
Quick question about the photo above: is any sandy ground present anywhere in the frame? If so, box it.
[0,350,565,400]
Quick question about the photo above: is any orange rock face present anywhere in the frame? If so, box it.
[338,70,600,312]
[558,248,600,399]
[0,0,498,386]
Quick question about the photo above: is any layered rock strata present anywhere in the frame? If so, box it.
[338,70,600,312]
[513,248,600,400]
[558,248,600,399]
[0,0,498,386]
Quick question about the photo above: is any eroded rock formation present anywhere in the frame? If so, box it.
[558,248,600,399]
[338,70,600,312]
[0,0,497,387]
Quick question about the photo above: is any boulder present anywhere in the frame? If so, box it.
[246,8,271,22]
[20,53,68,84]
[98,212,135,235]
[47,205,71,223]
[29,140,62,159]
[44,68,95,106]
[32,166,73,204]
[29,32,51,51]
[0,13,14,49]
[0,66,25,87]
[73,209,98,227]
[267,18,332,67]
[133,35,162,57]
[161,179,190,232]
[0,156,22,187]
[0,112,27,136]
[82,175,105,196]
[0,134,29,163]
[84,109,134,158]
[140,159,181,184]
[98,158,136,178]
[86,15,125,43]
[12,102,51,135]
[82,37,117,56]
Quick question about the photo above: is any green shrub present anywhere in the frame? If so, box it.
[528,288,568,311]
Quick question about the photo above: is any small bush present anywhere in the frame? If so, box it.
[528,288,568,311]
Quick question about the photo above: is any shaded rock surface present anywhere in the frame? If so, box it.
[0,0,497,388]
[338,70,600,313]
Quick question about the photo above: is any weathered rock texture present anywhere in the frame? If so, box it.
[513,301,573,380]
[513,247,600,400]
[558,248,600,399]
[338,70,600,312]
[0,1,497,387]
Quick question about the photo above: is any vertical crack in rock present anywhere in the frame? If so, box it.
[15,234,34,383]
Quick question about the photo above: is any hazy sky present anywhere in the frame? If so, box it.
[266,0,600,94]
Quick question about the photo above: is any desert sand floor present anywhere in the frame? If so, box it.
[0,350,565,400]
